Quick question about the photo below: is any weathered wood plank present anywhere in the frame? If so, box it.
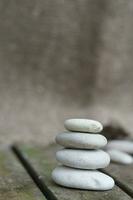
[103,162,133,197]
[0,146,46,200]
[18,143,132,200]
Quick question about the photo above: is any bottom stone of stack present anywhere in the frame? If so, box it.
[52,166,115,191]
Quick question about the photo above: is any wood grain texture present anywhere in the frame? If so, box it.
[0,146,45,200]
[103,163,133,197]
[18,143,132,200]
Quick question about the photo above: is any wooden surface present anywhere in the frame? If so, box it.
[0,143,132,199]
[0,146,46,200]
[17,144,133,200]
[103,163,133,197]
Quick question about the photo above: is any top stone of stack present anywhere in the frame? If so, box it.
[64,119,103,133]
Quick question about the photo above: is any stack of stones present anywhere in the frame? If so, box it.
[52,119,115,191]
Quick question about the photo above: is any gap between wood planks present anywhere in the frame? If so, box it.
[11,145,57,200]
[99,169,133,198]
[11,144,133,200]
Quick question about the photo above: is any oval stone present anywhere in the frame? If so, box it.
[107,140,133,154]
[56,149,110,169]
[56,132,107,149]
[107,149,133,164]
[64,119,103,133]
[52,166,115,190]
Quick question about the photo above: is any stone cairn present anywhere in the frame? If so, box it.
[52,119,115,191]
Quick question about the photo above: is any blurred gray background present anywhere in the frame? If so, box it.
[0,0,133,145]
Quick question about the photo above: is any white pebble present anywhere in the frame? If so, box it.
[52,166,115,190]
[107,140,133,154]
[107,149,133,164]
[64,119,103,133]
[56,132,107,149]
[56,149,110,169]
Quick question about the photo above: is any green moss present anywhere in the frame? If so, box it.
[0,188,45,200]
[0,148,46,200]
[0,152,11,175]
[17,187,45,200]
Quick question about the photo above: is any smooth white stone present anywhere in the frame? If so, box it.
[56,149,110,169]
[52,166,115,190]
[107,149,133,164]
[107,140,133,154]
[56,132,107,149]
[64,119,103,133]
